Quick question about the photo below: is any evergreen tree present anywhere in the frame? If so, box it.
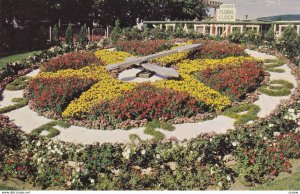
[52,24,59,45]
[65,23,73,45]
[78,24,89,46]
[264,25,275,45]
[110,19,122,42]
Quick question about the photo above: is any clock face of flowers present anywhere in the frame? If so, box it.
[27,40,264,130]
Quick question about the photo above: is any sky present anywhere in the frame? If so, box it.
[213,0,300,19]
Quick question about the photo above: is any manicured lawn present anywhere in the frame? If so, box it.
[0,50,41,69]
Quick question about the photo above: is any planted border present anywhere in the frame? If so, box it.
[31,121,70,138]
[264,59,285,73]
[0,98,29,114]
[144,120,175,141]
[5,76,30,91]
[260,80,294,96]
[223,104,260,126]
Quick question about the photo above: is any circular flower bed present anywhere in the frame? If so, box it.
[26,40,265,130]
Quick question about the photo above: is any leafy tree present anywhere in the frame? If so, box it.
[65,23,73,45]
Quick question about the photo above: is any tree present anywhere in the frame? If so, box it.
[264,25,275,45]
[278,25,300,59]
[51,24,59,45]
[78,24,89,46]
[65,23,73,45]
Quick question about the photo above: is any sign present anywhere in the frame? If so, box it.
[217,4,236,22]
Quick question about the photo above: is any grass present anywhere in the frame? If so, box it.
[223,104,260,126]
[0,50,41,69]
[6,76,31,91]
[31,121,70,138]
[254,170,300,190]
[0,183,17,190]
[230,159,300,190]
[260,79,294,96]
[0,98,29,114]
[264,59,285,73]
[144,120,175,142]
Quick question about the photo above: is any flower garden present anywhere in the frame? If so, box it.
[0,39,299,190]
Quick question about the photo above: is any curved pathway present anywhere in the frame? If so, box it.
[1,50,297,144]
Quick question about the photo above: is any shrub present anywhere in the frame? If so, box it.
[196,61,265,101]
[40,52,99,72]
[0,115,23,156]
[89,84,207,125]
[115,40,173,56]
[28,76,96,114]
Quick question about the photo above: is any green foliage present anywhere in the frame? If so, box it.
[0,98,28,114]
[278,25,300,59]
[6,76,30,91]
[0,51,41,69]
[52,24,59,45]
[111,20,122,43]
[264,25,275,45]
[65,23,73,45]
[260,80,294,96]
[144,120,175,141]
[254,162,300,190]
[223,104,260,126]
[228,30,262,45]
[78,24,89,46]
[264,59,285,73]
[31,121,69,138]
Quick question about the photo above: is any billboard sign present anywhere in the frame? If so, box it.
[217,4,236,22]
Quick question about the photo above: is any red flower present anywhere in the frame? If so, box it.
[271,170,277,175]
[17,166,22,171]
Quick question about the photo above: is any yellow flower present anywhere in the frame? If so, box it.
[94,50,131,65]
[62,79,136,118]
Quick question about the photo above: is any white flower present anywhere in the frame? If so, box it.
[232,142,239,147]
[156,154,161,159]
[122,148,131,159]
[141,150,146,155]
[263,136,267,140]
[90,179,95,184]
[288,109,295,113]
[226,175,231,181]
[210,167,215,175]
[269,124,275,128]
[36,141,41,147]
[218,181,223,187]
[273,132,280,137]
[197,157,202,162]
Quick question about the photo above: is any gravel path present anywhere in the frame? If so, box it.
[0,50,297,144]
